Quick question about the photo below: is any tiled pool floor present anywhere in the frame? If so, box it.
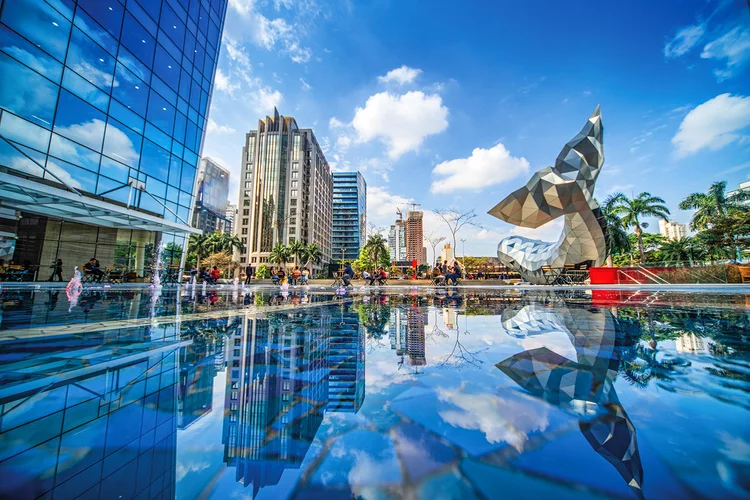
[0,286,748,499]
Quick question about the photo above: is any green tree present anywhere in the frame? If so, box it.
[612,192,670,264]
[363,234,390,269]
[289,240,306,267]
[679,181,749,231]
[187,234,210,270]
[599,193,631,266]
[269,243,291,269]
[256,263,270,279]
[659,236,704,266]
[303,243,323,270]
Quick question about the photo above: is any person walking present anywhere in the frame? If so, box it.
[49,259,63,282]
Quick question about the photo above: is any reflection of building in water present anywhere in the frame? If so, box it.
[407,307,427,366]
[178,335,218,429]
[0,326,185,499]
[675,333,711,354]
[328,305,366,412]
[389,307,406,356]
[222,306,364,497]
[442,307,458,330]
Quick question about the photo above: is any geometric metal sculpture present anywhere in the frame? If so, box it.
[488,106,607,284]
[497,303,644,500]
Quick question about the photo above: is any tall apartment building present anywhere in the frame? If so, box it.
[237,109,333,270]
[332,172,366,262]
[658,219,688,241]
[389,219,406,262]
[220,203,237,234]
[193,158,230,233]
[405,210,424,265]
[0,0,227,279]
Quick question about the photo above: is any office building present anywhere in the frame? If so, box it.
[193,157,230,233]
[389,219,406,262]
[0,0,227,280]
[406,210,424,265]
[332,171,366,262]
[658,219,688,241]
[222,203,237,234]
[237,109,333,271]
[441,244,454,264]
[727,181,750,206]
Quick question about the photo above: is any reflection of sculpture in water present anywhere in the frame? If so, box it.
[497,303,644,500]
[488,107,607,284]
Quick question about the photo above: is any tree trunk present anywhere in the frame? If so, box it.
[606,255,613,267]
[636,225,645,264]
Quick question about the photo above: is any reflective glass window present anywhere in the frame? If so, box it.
[185,120,198,153]
[103,118,142,168]
[53,91,106,152]
[77,0,124,39]
[144,122,171,151]
[99,156,129,183]
[181,165,196,192]
[0,140,45,177]
[160,4,186,49]
[0,24,63,83]
[138,191,164,214]
[117,46,151,83]
[147,92,175,135]
[0,0,71,62]
[139,139,170,179]
[158,28,182,63]
[150,75,178,106]
[183,32,195,60]
[188,0,200,22]
[126,0,158,36]
[62,68,109,112]
[0,52,57,128]
[49,133,101,173]
[133,0,162,23]
[197,6,209,35]
[146,176,167,198]
[0,112,51,153]
[166,185,179,203]
[112,63,148,117]
[45,156,98,192]
[66,27,116,93]
[173,112,187,144]
[178,70,191,101]
[121,13,155,67]
[153,45,180,91]
[96,175,130,204]
[171,140,184,158]
[168,155,182,186]
[73,6,118,56]
[109,100,145,134]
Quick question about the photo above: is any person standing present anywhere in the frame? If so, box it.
[49,259,63,282]
[245,264,254,284]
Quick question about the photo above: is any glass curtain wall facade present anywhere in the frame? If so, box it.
[332,171,366,263]
[0,0,227,281]
[192,157,230,233]
[388,219,406,262]
[238,109,333,271]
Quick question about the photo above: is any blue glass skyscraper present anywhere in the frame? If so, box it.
[332,171,366,263]
[0,0,227,280]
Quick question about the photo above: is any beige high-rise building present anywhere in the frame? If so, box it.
[237,109,333,271]
[405,210,424,265]
[441,244,454,264]
[658,219,688,241]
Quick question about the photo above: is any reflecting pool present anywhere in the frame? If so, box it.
[0,286,748,499]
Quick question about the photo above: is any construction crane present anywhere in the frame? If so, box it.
[396,207,403,221]
[408,202,421,213]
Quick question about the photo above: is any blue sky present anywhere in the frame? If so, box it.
[203,0,750,257]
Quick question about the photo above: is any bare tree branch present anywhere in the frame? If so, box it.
[433,209,482,255]
[424,231,446,267]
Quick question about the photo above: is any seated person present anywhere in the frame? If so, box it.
[276,268,287,285]
[341,263,354,286]
[447,262,462,285]
[210,266,221,283]
[432,266,446,284]
[377,267,388,285]
[291,266,302,283]
[362,270,376,286]
[84,258,104,282]
[301,267,310,283]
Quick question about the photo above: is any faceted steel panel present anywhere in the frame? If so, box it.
[488,106,607,284]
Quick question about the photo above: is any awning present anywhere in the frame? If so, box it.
[0,171,200,234]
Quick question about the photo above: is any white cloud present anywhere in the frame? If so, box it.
[701,26,750,81]
[214,68,240,95]
[300,78,312,91]
[366,186,412,230]
[207,119,236,134]
[664,24,705,58]
[377,65,422,85]
[352,91,449,159]
[430,143,529,194]
[672,93,750,156]
[329,117,345,129]
[249,87,283,114]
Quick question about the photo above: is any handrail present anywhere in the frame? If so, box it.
[617,269,642,285]
[636,266,670,285]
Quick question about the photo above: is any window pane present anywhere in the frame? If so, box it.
[146,175,167,198]
[108,100,145,134]
[117,46,151,83]
[180,165,196,192]
[133,0,161,23]
[173,112,187,144]
[0,0,71,62]
[168,156,182,186]
[49,133,101,173]
[120,13,155,67]
[160,4,185,49]
[147,92,175,135]
[0,52,58,128]
[103,118,142,168]
[61,68,109,112]
[0,24,63,83]
[77,0,123,39]
[66,27,116,93]
[45,156,98,192]
[99,156,129,183]
[53,91,106,152]
[139,140,170,179]
[0,139,46,177]
[0,112,51,152]
[73,6,118,56]
[96,175,129,204]
[112,63,148,117]
[185,120,198,153]
[144,122,171,151]
[153,45,180,91]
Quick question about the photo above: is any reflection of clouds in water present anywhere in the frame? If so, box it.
[520,330,577,361]
[717,432,750,463]
[365,356,415,394]
[437,386,549,451]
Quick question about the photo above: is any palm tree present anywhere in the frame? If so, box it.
[599,193,631,266]
[289,240,306,267]
[269,243,291,269]
[660,236,703,266]
[364,234,389,268]
[187,233,210,270]
[303,243,322,270]
[227,234,244,253]
[612,192,670,264]
[679,181,749,231]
